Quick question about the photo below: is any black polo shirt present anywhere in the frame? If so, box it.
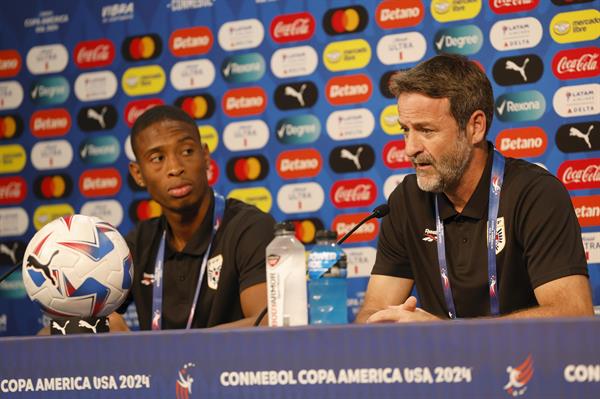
[373,144,589,318]
[125,194,275,329]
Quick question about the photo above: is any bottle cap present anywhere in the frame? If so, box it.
[274,221,295,233]
[315,229,337,240]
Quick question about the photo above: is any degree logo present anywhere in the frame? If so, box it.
[26,44,68,75]
[323,39,371,72]
[431,0,481,23]
[0,50,22,78]
[122,65,166,96]
[0,144,26,174]
[495,127,547,158]
[169,26,213,57]
[0,81,24,111]
[222,87,267,118]
[555,121,600,153]
[130,199,162,223]
[228,187,272,213]
[221,53,265,83]
[383,140,412,169]
[30,109,71,138]
[276,148,322,180]
[34,174,72,200]
[124,98,164,127]
[77,104,118,132]
[79,168,122,197]
[274,81,318,110]
[329,144,375,173]
[0,176,27,205]
[550,9,600,44]
[492,54,544,86]
[433,25,483,55]
[490,0,539,14]
[226,155,269,183]
[276,115,321,145]
[175,94,215,120]
[122,33,162,61]
[332,213,379,243]
[286,217,324,245]
[552,47,600,81]
[270,12,316,44]
[0,114,24,140]
[326,74,372,106]
[74,39,115,69]
[33,204,75,231]
[323,5,368,36]
[375,0,424,30]
[30,76,70,106]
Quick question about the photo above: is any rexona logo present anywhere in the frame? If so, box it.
[553,84,599,118]
[492,54,544,86]
[0,50,22,78]
[170,59,215,91]
[377,32,427,65]
[26,44,68,75]
[34,174,72,199]
[30,108,71,138]
[74,71,117,102]
[376,0,424,30]
[495,90,546,122]
[270,12,315,44]
[277,182,324,214]
[327,108,375,141]
[329,144,375,173]
[555,121,600,153]
[572,195,600,227]
[0,114,23,140]
[383,140,412,169]
[550,9,600,44]
[0,176,26,205]
[0,144,26,174]
[323,39,371,72]
[122,65,166,96]
[286,217,324,245]
[489,0,539,14]
[30,76,69,105]
[74,39,115,69]
[33,204,75,231]
[332,213,379,243]
[274,81,318,110]
[433,25,483,55]
[380,104,402,135]
[558,158,600,190]
[222,87,267,118]
[30,140,72,171]
[221,53,265,83]
[124,98,164,127]
[0,81,23,110]
[79,168,122,197]
[490,17,543,51]
[218,18,264,51]
[80,199,124,228]
[77,104,118,132]
[0,207,28,237]
[79,135,120,165]
[122,34,162,61]
[226,155,269,183]
[228,187,272,213]
[552,47,599,80]
[326,74,372,106]
[495,127,547,158]
[270,45,318,79]
[276,149,322,179]
[130,199,162,222]
[323,5,368,36]
[430,0,482,23]
[331,178,376,209]
[169,26,213,57]
[276,115,321,145]
[175,94,215,120]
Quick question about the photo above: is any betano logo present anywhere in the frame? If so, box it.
[221,53,265,83]
[79,135,120,165]
[0,81,23,110]
[490,0,539,14]
[0,176,26,205]
[550,9,600,44]
[376,32,427,65]
[130,199,162,222]
[74,71,117,102]
[223,119,269,151]
[222,87,267,117]
[495,127,547,158]
[277,182,324,214]
[490,17,543,51]
[74,39,115,69]
[270,12,315,44]
[375,0,424,30]
[553,83,599,118]
[323,5,368,36]
[558,158,600,190]
[228,187,272,213]
[326,74,372,105]
[30,108,71,138]
[34,174,72,200]
[383,140,412,169]
[433,25,483,55]
[169,26,213,57]
[30,140,73,171]
[124,98,164,127]
[170,59,215,91]
[26,44,68,75]
[33,203,75,231]
[122,34,162,61]
[552,47,599,80]
[199,125,218,153]
[30,76,69,105]
[0,114,24,140]
[323,39,371,72]
[380,104,402,135]
[328,108,374,140]
[218,18,264,51]
[175,94,215,120]
[572,195,600,227]
[122,65,166,96]
[495,90,546,122]
[286,218,324,245]
[332,213,379,243]
[79,168,122,197]
[276,148,322,179]
[430,0,481,23]
[80,200,124,228]
[0,144,26,174]
[270,45,318,79]
[226,155,269,183]
[276,115,321,145]
[0,50,22,78]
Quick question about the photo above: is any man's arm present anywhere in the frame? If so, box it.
[354,275,414,323]
[213,282,267,328]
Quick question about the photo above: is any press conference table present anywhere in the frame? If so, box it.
[0,317,598,398]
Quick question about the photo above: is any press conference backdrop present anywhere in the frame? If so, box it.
[0,0,598,336]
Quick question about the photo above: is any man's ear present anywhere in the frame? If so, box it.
[129,162,145,188]
[202,143,211,170]
[467,110,487,145]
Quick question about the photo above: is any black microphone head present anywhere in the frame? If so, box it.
[373,203,390,218]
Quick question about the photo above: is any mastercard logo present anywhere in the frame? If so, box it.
[286,217,324,245]
[130,199,162,222]
[226,155,269,183]
[323,6,368,35]
[0,114,24,140]
[122,34,162,61]
[34,174,72,199]
[175,94,215,120]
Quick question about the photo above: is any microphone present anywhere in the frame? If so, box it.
[337,203,390,245]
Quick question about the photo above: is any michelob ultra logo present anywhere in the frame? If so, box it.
[74,39,115,69]
[33,204,75,231]
[380,104,402,135]
[122,65,166,96]
[122,33,162,61]
[550,9,600,44]
[375,0,424,30]
[228,187,272,213]
[34,174,72,199]
[79,167,122,197]
[553,84,600,118]
[218,18,264,51]
[345,246,377,277]
[124,98,164,127]
[489,0,539,14]
[322,5,368,36]
[80,200,124,228]
[270,12,315,44]
[326,74,372,106]
[175,94,215,120]
[323,39,371,72]
[276,115,321,145]
[223,120,269,151]
[0,81,23,110]
[332,213,379,243]
[74,70,118,102]
[0,207,28,237]
[0,144,26,174]
[170,59,215,91]
[226,155,269,183]
[222,87,267,118]
[270,45,318,79]
[558,158,600,190]
[276,148,322,179]
[198,125,218,153]
[572,195,600,227]
[490,17,543,51]
[377,32,427,65]
[495,90,546,122]
[30,76,69,105]
[130,199,162,222]
[221,53,265,83]
[430,0,482,23]
[31,140,73,170]
[0,176,27,205]
[552,47,599,80]
[79,135,120,165]
[434,25,483,55]
[30,108,71,138]
[0,114,24,140]
[0,50,22,78]
[277,182,324,214]
[169,26,213,57]
[327,108,374,141]
[26,44,68,75]
[495,127,547,158]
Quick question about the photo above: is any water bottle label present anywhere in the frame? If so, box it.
[308,246,344,279]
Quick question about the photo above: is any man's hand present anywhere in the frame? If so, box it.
[366,296,440,323]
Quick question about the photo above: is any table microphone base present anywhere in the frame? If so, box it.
[50,316,109,335]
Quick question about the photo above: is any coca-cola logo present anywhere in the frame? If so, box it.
[489,0,539,14]
[552,47,600,80]
[124,98,164,127]
[558,158,600,190]
[79,168,122,197]
[0,176,26,205]
[276,149,322,179]
[331,213,379,243]
[331,178,376,209]
[74,39,115,69]
[270,12,315,43]
[383,140,412,169]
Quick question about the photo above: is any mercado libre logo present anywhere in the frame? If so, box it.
[430,0,482,23]
[550,9,600,44]
[122,33,162,61]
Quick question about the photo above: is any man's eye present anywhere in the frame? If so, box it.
[150,155,163,163]
[182,148,194,155]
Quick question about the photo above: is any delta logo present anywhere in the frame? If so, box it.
[124,98,164,127]
[74,39,115,69]
[383,140,412,169]
[430,0,482,23]
[228,187,272,213]
[490,0,539,14]
[331,178,376,209]
[277,182,324,214]
[332,213,379,243]
[34,174,72,200]
[558,158,600,191]
[0,176,26,205]
[169,26,213,57]
[326,74,372,106]
[30,77,70,106]
[80,200,124,228]
[433,25,483,55]
[30,108,71,138]
[323,39,371,72]
[495,127,547,158]
[207,158,219,186]
[218,18,265,52]
[550,9,600,44]
[226,155,269,183]
[0,114,24,140]
[490,17,543,51]
[276,115,321,145]
[221,53,265,84]
[572,195,600,227]
[329,144,375,173]
[122,34,162,61]
[328,108,375,141]
[274,81,318,110]
[79,168,122,197]
[270,45,318,79]
[495,90,546,122]
[121,65,166,96]
[270,12,315,44]
[26,44,68,75]
[0,81,24,111]
[492,54,544,86]
[0,50,22,78]
[130,199,162,222]
[285,217,324,245]
[376,0,424,30]
[222,87,267,118]
[276,148,322,179]
[555,121,599,153]
[77,104,118,132]
[323,5,368,36]
[175,94,215,120]
[553,84,600,118]
[376,32,427,66]
[0,207,28,237]
[552,47,599,80]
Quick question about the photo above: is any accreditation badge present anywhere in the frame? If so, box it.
[207,254,223,290]
[495,217,506,255]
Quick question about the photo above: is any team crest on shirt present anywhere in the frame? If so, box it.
[207,254,223,290]
[422,228,438,242]
[490,217,506,255]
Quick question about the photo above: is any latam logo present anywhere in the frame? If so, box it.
[0,114,24,140]
[323,5,368,36]
[77,105,118,132]
[572,195,600,227]
[323,39,371,72]
[490,17,543,51]
[376,0,424,30]
[226,155,269,183]
[553,84,600,118]
[0,81,24,110]
[170,59,215,91]
[383,140,412,169]
[223,120,269,151]
[384,173,408,199]
[0,176,27,205]
[377,32,427,65]
[558,158,600,190]
[495,127,547,158]
[550,9,600,44]
[80,200,124,228]
[0,207,28,238]
[582,232,600,263]
[26,44,68,75]
[270,45,318,79]
[122,34,162,61]
[495,90,546,122]
[33,204,75,231]
[276,115,321,145]
[34,174,73,200]
[326,74,372,106]
[30,109,71,138]
[332,213,379,243]
[276,149,322,180]
[228,187,272,213]
[74,39,115,69]
[430,0,482,23]
[270,12,315,44]
[0,50,22,78]
[221,53,265,83]
[122,65,166,96]
[74,71,117,102]
[277,182,324,214]
[30,77,69,106]
[175,94,215,120]
[329,144,375,173]
[489,0,539,14]
[552,47,599,80]
[30,140,73,171]
[79,136,120,165]
[130,199,162,223]
[124,98,164,127]
[434,25,483,55]
[207,158,219,186]
[380,104,402,135]
[555,121,599,153]
[331,178,376,209]
[0,144,26,174]
[274,81,318,110]
[222,87,267,118]
[218,18,264,51]
[79,168,122,197]
[492,54,544,86]
[169,26,213,57]
[327,108,374,141]
[285,217,324,245]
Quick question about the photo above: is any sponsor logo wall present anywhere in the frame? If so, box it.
[0,0,599,335]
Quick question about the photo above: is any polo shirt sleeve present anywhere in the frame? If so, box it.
[116,227,137,314]
[235,212,276,292]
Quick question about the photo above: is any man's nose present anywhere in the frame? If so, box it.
[167,155,184,176]
[404,132,422,159]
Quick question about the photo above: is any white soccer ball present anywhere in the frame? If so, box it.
[22,214,133,318]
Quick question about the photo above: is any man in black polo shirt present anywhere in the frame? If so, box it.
[116,105,275,329]
[356,54,593,322]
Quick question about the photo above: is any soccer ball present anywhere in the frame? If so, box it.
[22,214,133,318]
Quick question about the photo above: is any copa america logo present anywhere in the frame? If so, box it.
[176,362,196,399]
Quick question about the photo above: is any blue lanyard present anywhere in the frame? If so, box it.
[151,192,226,330]
[434,150,505,319]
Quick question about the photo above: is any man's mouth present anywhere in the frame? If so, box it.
[168,184,192,198]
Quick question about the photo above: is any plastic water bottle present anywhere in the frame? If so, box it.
[266,222,308,327]
[307,230,348,324]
